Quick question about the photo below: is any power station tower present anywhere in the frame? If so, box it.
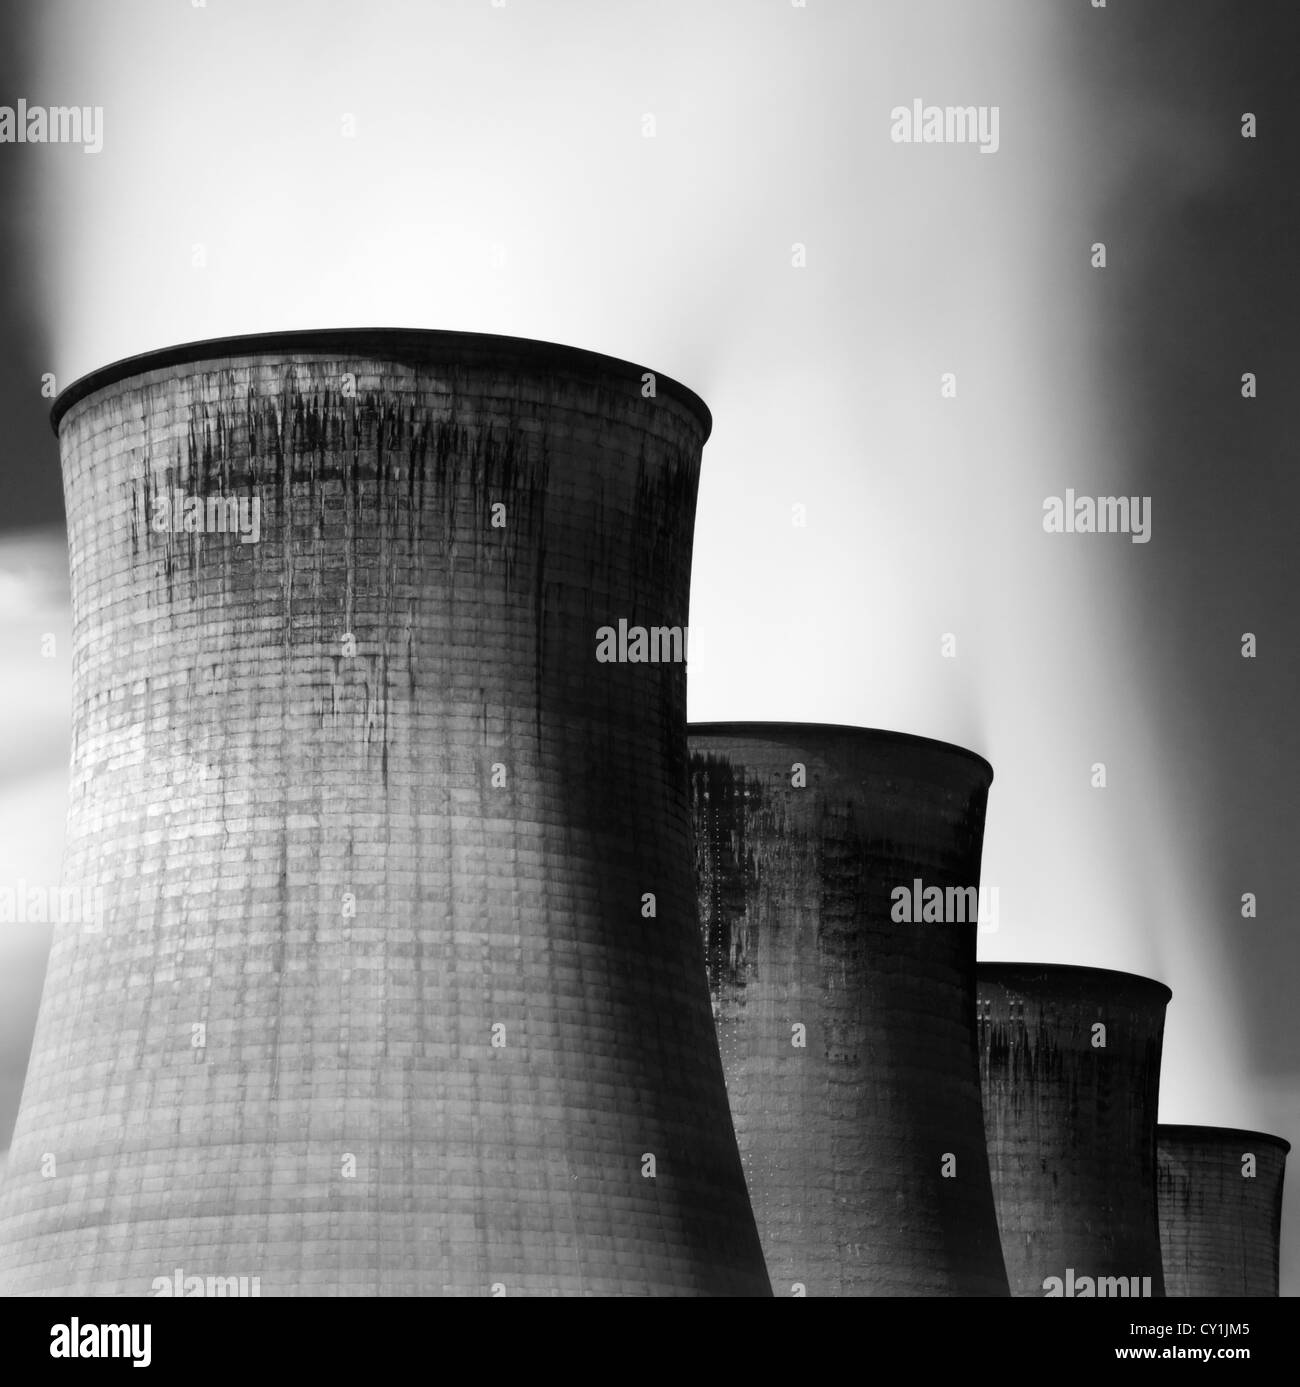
[688,723,1010,1296]
[977,963,1171,1297]
[0,329,771,1297]
[1158,1125,1289,1297]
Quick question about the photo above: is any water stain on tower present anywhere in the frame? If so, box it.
[688,722,1010,1296]
[0,329,771,1297]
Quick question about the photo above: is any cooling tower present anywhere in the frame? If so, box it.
[977,963,1171,1297]
[1157,1125,1289,1297]
[0,328,772,1297]
[688,722,1010,1296]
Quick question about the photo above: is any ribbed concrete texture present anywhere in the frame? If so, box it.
[1158,1125,1289,1297]
[688,723,1010,1296]
[978,963,1171,1297]
[0,329,772,1297]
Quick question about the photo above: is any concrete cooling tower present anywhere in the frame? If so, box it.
[977,963,1171,1297]
[1157,1125,1289,1297]
[0,328,772,1297]
[688,722,1010,1296]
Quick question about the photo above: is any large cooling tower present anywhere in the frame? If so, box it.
[688,723,1010,1296]
[1157,1125,1289,1297]
[978,963,1170,1297]
[0,329,771,1297]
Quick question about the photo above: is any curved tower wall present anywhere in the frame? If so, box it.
[1157,1125,1289,1297]
[688,722,1010,1296]
[0,329,770,1297]
[977,963,1171,1297]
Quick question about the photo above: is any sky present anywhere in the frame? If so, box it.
[0,0,1296,1292]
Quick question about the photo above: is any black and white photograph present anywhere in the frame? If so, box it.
[0,0,1295,1364]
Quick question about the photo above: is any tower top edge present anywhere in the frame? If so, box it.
[49,328,713,441]
[687,721,994,786]
[977,960,1173,1004]
[1157,1124,1291,1154]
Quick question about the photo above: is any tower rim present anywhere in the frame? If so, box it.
[977,960,1173,1004]
[1158,1124,1291,1154]
[49,327,713,441]
[688,720,994,786]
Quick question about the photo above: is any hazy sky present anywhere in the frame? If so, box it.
[1,0,1295,1292]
